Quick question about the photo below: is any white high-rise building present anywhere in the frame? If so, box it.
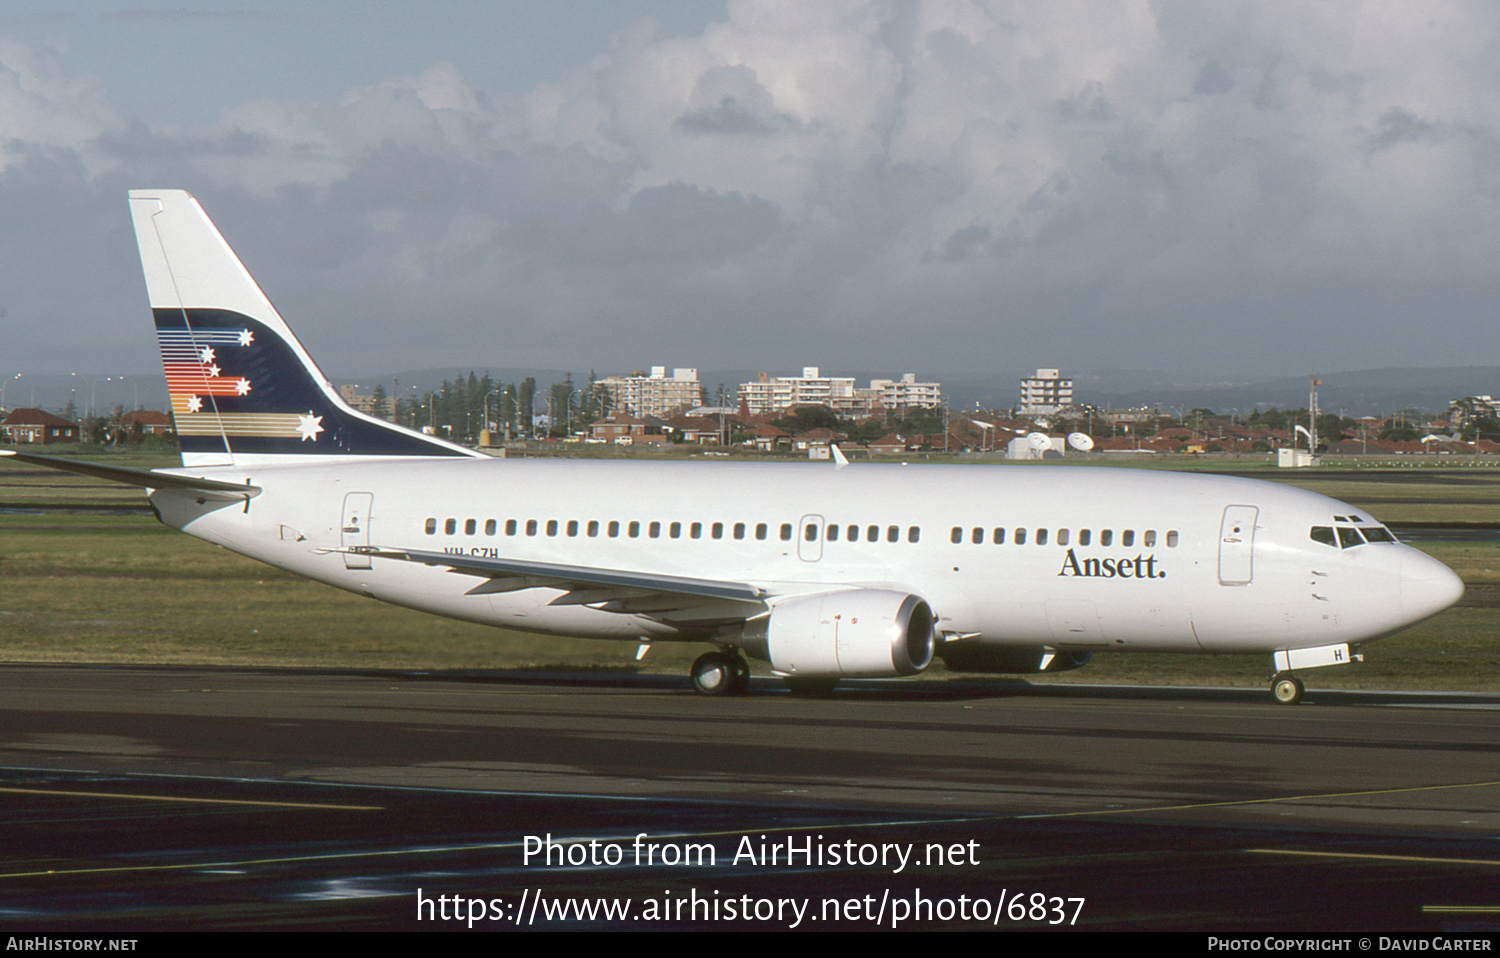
[600,367,705,418]
[1018,368,1074,417]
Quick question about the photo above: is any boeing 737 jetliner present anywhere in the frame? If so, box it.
[4,191,1466,704]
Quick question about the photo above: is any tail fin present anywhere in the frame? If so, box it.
[128,190,481,467]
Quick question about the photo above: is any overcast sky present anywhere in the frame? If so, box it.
[4,1,1499,389]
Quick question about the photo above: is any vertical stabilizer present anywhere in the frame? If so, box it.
[129,190,482,466]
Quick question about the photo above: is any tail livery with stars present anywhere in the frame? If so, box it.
[2,190,1465,704]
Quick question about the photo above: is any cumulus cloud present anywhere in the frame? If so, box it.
[5,0,1500,382]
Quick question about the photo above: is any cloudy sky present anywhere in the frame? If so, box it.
[4,0,1499,392]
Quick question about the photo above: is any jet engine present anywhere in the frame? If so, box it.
[739,590,937,678]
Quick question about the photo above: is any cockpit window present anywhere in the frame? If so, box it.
[1361,526,1398,543]
[1336,527,1365,549]
[1310,526,1337,547]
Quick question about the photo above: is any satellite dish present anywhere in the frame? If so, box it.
[1068,432,1095,452]
[1027,432,1051,450]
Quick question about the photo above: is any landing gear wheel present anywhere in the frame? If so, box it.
[783,676,839,697]
[691,652,737,697]
[1271,673,1304,706]
[729,654,751,695]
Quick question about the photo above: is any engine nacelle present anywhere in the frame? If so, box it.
[937,644,1092,674]
[740,591,936,678]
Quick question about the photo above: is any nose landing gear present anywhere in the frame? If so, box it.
[1270,672,1305,705]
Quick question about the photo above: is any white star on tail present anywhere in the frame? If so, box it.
[200,346,215,364]
[186,395,203,413]
[296,411,324,442]
[235,378,251,395]
[238,329,254,346]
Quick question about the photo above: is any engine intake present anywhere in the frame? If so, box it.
[742,590,936,677]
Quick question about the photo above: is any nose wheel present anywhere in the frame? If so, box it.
[1271,673,1304,705]
[691,650,751,696]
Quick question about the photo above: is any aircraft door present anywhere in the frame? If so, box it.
[798,514,824,561]
[341,492,374,569]
[1218,504,1258,585]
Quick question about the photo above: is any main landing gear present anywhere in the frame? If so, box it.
[691,650,751,696]
[1270,672,1305,706]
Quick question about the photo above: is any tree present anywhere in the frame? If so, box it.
[518,378,536,438]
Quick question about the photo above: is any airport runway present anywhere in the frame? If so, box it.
[1,665,1498,931]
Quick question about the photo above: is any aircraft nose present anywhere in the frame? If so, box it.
[1399,549,1465,623]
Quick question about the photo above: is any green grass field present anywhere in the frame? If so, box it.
[2,448,1498,690]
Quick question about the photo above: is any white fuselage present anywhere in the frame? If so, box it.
[149,458,1463,656]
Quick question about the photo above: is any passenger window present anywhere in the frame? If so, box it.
[669,521,681,539]
[1015,528,1027,545]
[546,520,558,536]
[506,519,517,536]
[1036,528,1048,545]
[804,523,818,542]
[780,523,793,541]
[734,522,746,540]
[711,522,723,539]
[972,527,984,544]
[756,523,768,540]
[1166,531,1178,547]
[1122,530,1134,547]
[993,527,1005,545]
[650,522,661,538]
[887,525,899,542]
[1310,526,1337,547]
[566,520,578,537]
[425,518,436,535]
[525,519,537,536]
[607,520,619,537]
[485,519,496,536]
[908,526,920,543]
[445,518,456,535]
[465,519,476,535]
[951,527,963,544]
[1144,530,1156,547]
[1057,529,1069,546]
[628,521,640,538]
[1078,529,1090,546]
[1100,530,1112,546]
[867,525,879,542]
[827,525,839,542]
[587,520,599,537]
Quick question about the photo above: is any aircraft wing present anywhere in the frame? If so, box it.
[0,449,260,501]
[344,546,770,625]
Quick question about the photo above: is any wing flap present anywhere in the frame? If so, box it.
[341,546,769,621]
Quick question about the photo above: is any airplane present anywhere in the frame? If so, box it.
[2,190,1466,705]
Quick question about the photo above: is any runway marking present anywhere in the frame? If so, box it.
[1250,848,1500,867]
[0,786,381,811]
[1423,906,1500,913]
[0,843,507,880]
[1016,779,1500,819]
[0,816,982,881]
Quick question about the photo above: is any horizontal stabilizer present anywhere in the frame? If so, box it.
[0,449,260,501]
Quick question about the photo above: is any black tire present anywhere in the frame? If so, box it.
[729,654,751,695]
[691,652,736,696]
